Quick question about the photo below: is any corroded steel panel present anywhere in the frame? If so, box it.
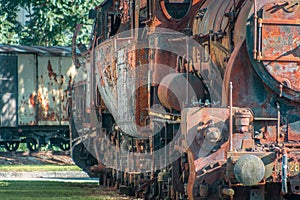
[0,55,17,127]
[260,2,300,92]
[95,38,148,137]
[18,54,75,126]
[18,54,37,125]
[60,58,76,124]
[37,56,74,126]
[246,1,300,102]
[38,57,61,125]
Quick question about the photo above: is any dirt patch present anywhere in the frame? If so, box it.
[0,151,74,165]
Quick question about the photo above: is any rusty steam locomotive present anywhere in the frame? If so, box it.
[70,0,300,199]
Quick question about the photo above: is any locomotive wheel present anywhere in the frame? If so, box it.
[59,139,70,151]
[4,141,20,152]
[26,137,40,152]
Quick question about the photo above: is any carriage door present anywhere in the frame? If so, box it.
[0,54,18,127]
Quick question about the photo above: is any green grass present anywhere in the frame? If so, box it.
[0,181,131,200]
[0,165,81,172]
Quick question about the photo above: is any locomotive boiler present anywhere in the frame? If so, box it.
[70,0,300,199]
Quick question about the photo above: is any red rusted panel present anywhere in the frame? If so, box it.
[135,48,150,128]
[246,1,300,102]
[260,2,300,92]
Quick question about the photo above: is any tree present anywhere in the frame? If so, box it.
[0,1,22,44]
[0,0,103,46]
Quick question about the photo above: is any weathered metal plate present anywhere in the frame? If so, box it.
[37,56,74,125]
[17,54,75,126]
[261,2,300,92]
[0,55,17,127]
[246,1,300,102]
[95,37,150,137]
[18,54,37,125]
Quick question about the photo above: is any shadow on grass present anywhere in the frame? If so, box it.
[0,181,134,200]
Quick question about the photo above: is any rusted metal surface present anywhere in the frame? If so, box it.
[0,45,77,151]
[0,45,77,127]
[157,73,205,111]
[70,0,300,199]
[24,56,75,125]
[183,1,300,198]
[182,107,229,199]
[260,2,300,92]
[246,1,300,102]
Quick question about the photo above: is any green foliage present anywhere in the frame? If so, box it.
[0,0,103,46]
[0,1,22,44]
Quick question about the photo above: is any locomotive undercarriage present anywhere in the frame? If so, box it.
[71,112,190,199]
[71,100,300,200]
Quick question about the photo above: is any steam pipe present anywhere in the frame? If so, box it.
[276,101,281,144]
[282,149,288,194]
[147,0,152,20]
[253,0,257,59]
[257,18,262,61]
[186,39,189,106]
[229,82,233,151]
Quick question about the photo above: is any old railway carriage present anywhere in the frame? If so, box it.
[0,45,76,151]
[70,0,300,199]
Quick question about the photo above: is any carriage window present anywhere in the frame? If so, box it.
[163,0,192,19]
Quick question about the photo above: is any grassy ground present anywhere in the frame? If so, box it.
[0,165,81,172]
[0,181,132,200]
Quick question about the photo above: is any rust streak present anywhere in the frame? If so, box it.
[47,60,57,82]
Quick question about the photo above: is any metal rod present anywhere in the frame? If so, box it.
[150,136,155,179]
[131,137,135,170]
[276,102,281,144]
[165,123,167,168]
[257,18,262,61]
[254,117,278,121]
[279,84,283,97]
[282,149,288,194]
[117,130,120,180]
[147,0,152,19]
[229,82,233,151]
[253,0,257,59]
[186,39,189,106]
